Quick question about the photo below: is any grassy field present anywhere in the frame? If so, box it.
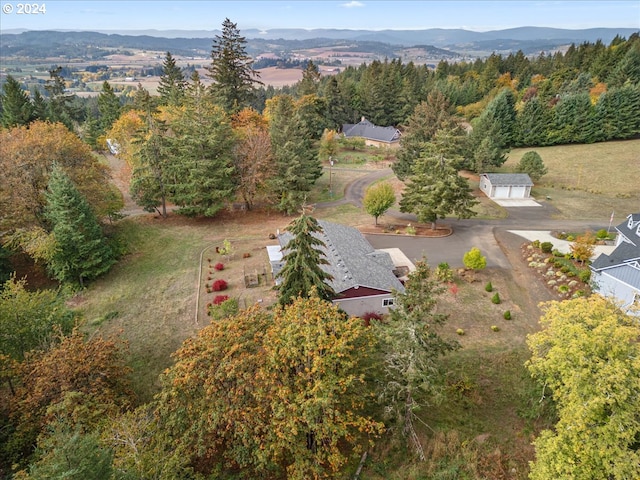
[503,139,640,220]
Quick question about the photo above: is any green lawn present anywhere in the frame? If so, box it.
[503,139,640,219]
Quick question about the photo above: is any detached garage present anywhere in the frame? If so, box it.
[479,173,534,199]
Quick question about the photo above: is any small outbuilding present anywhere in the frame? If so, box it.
[479,173,534,199]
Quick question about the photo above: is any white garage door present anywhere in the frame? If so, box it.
[510,186,527,198]
[494,186,511,198]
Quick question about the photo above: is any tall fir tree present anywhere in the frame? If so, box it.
[393,90,457,180]
[399,128,477,230]
[44,66,80,130]
[44,164,115,287]
[157,51,187,106]
[0,75,34,128]
[169,71,236,217]
[376,259,459,459]
[207,18,262,113]
[130,116,172,218]
[267,95,322,214]
[298,60,321,96]
[276,213,335,306]
[96,81,121,132]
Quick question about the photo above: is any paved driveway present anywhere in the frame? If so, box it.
[365,223,511,269]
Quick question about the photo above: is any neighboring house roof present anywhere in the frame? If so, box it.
[342,118,401,143]
[480,173,534,186]
[591,241,640,271]
[615,214,640,247]
[275,220,405,295]
[590,214,640,290]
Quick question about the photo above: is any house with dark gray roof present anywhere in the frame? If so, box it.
[268,220,412,317]
[590,213,640,315]
[479,173,534,199]
[342,118,401,148]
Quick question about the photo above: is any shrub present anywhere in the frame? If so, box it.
[485,281,493,292]
[435,262,453,282]
[558,285,569,293]
[516,151,547,181]
[566,235,575,242]
[540,242,553,253]
[208,297,239,321]
[361,311,384,326]
[212,279,228,291]
[578,269,591,283]
[491,292,501,304]
[243,252,251,258]
[596,229,609,240]
[405,224,416,235]
[531,240,541,249]
[212,295,229,305]
[456,328,465,336]
[491,325,500,332]
[214,262,224,271]
[503,310,512,320]
[463,247,487,270]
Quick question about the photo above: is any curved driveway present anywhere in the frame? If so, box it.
[317,167,610,269]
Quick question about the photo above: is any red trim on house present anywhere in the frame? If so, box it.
[336,286,391,299]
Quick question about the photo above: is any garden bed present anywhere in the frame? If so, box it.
[521,240,592,299]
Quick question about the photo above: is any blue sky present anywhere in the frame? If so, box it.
[1,1,639,32]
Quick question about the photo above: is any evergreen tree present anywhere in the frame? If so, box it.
[0,75,34,128]
[594,84,640,141]
[516,151,548,181]
[376,259,459,459]
[322,76,350,130]
[298,60,321,96]
[169,71,236,217]
[31,88,47,121]
[276,213,335,306]
[394,91,459,180]
[130,116,172,218]
[44,66,80,130]
[157,51,187,106]
[400,129,477,230]
[267,95,323,214]
[549,92,596,144]
[96,81,121,132]
[516,96,553,147]
[466,88,516,168]
[26,422,115,480]
[44,164,115,287]
[207,18,262,113]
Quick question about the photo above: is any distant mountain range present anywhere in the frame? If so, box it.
[2,26,638,59]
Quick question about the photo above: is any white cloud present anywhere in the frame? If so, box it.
[341,1,365,8]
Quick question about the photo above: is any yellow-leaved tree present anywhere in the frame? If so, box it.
[526,296,640,480]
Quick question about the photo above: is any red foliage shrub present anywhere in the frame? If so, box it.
[214,263,225,271]
[213,295,229,305]
[213,279,228,291]
[361,311,383,327]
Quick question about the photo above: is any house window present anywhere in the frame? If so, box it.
[382,298,395,307]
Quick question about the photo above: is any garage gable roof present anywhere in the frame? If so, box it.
[481,173,534,186]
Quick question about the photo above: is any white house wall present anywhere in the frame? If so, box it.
[334,293,395,317]
[592,270,640,316]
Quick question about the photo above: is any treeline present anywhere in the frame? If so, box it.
[284,32,640,146]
